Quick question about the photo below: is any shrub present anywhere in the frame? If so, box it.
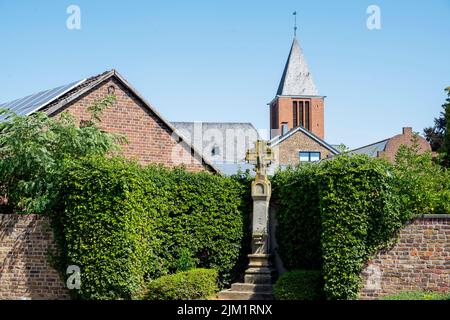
[272,164,322,270]
[394,139,450,215]
[144,269,218,300]
[53,157,162,300]
[174,248,198,272]
[273,270,324,300]
[273,154,414,300]
[148,166,247,287]
[319,154,406,300]
[53,156,246,299]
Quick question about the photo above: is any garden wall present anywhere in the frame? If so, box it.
[360,215,450,299]
[0,214,69,300]
[0,214,448,300]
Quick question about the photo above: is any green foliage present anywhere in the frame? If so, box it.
[319,154,405,300]
[174,248,198,272]
[53,157,162,300]
[424,86,450,166]
[144,268,218,300]
[229,171,253,282]
[53,156,246,299]
[151,167,247,287]
[0,95,122,214]
[394,137,450,215]
[272,164,322,270]
[441,87,450,167]
[380,291,450,300]
[273,270,324,300]
[272,153,427,300]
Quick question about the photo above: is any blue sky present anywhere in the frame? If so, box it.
[0,0,449,149]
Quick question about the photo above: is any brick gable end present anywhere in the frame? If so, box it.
[50,78,208,172]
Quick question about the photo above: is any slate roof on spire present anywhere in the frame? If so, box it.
[276,38,319,96]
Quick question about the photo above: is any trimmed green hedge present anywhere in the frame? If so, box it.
[144,268,218,300]
[272,154,415,300]
[272,164,322,270]
[273,270,324,300]
[52,156,246,300]
[319,155,407,300]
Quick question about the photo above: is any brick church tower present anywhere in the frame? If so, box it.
[269,37,325,139]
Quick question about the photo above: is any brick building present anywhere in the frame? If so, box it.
[269,126,340,166]
[267,37,339,166]
[350,127,432,163]
[269,38,325,140]
[0,70,217,173]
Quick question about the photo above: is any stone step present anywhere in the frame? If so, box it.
[231,283,273,293]
[217,290,275,301]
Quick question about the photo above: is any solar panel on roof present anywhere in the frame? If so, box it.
[0,79,85,119]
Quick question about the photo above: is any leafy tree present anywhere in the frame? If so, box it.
[0,94,125,214]
[440,87,450,166]
[424,87,450,166]
[394,135,450,215]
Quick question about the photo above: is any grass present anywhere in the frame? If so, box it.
[380,291,450,300]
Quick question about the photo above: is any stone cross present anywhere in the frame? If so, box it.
[244,140,275,286]
[245,140,274,181]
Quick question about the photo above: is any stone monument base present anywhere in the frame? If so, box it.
[217,254,276,300]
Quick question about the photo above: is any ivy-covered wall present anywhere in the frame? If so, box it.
[1,214,448,300]
[272,152,450,300]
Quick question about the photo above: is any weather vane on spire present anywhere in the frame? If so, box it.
[293,11,297,37]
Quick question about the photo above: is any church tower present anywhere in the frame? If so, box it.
[269,37,325,139]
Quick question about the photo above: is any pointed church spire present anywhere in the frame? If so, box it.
[276,37,319,96]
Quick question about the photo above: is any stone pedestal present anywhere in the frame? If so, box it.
[218,177,275,300]
[217,141,276,300]
[244,254,274,284]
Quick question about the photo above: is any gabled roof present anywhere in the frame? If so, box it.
[172,121,258,131]
[349,139,390,157]
[172,122,259,140]
[0,70,219,173]
[172,122,260,164]
[276,38,319,96]
[269,125,340,155]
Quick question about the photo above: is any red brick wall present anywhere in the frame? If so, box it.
[270,96,325,139]
[51,77,209,172]
[310,97,324,139]
[2,214,447,300]
[360,216,450,299]
[0,214,69,300]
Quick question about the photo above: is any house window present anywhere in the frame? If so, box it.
[299,151,321,162]
[293,101,298,128]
